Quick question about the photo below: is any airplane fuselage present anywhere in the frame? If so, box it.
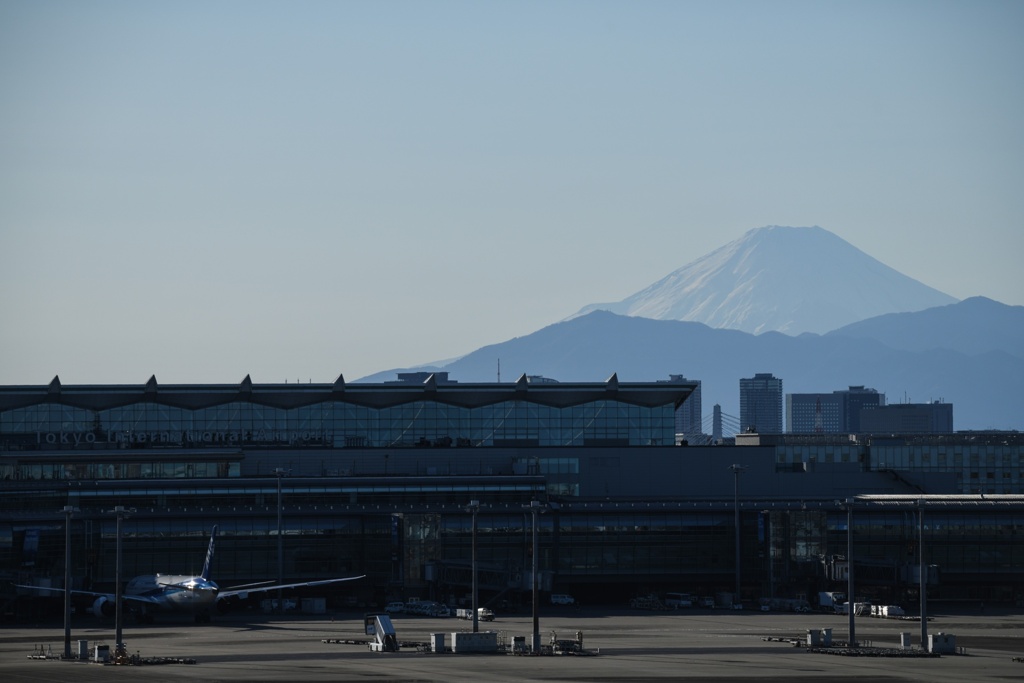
[125,573,220,613]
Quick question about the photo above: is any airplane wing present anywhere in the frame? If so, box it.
[14,584,163,605]
[217,575,365,600]
[219,580,276,591]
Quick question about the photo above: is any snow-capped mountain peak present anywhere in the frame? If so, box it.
[572,225,957,335]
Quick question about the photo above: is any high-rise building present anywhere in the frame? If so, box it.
[841,386,884,432]
[860,401,953,434]
[787,386,885,433]
[787,393,843,433]
[665,374,702,439]
[740,373,783,433]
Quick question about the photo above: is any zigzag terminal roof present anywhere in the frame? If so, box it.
[0,373,696,412]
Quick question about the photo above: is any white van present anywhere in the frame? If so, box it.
[664,593,694,608]
[550,594,575,605]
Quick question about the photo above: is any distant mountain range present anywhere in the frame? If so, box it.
[358,226,1023,431]
[572,225,957,335]
[827,295,1024,361]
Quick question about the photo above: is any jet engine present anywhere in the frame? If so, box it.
[92,596,114,617]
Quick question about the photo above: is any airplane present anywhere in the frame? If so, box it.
[19,525,364,623]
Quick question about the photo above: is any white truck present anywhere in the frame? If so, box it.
[817,591,846,613]
[664,592,694,609]
[456,607,494,621]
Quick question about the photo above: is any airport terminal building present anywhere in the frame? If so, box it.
[2,375,1023,618]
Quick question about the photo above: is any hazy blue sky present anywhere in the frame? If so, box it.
[2,1,1022,385]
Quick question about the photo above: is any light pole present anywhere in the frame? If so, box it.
[466,500,481,633]
[523,500,546,654]
[729,465,745,604]
[918,499,927,649]
[274,468,287,615]
[62,505,77,659]
[762,510,774,600]
[846,498,856,648]
[112,505,133,659]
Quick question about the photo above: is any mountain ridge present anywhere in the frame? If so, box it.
[359,300,1024,431]
[828,296,1024,360]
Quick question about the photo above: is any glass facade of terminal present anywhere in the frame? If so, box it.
[0,397,675,457]
[772,435,1024,495]
[774,440,864,467]
[870,438,1022,494]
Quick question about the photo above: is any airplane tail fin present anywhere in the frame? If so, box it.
[201,525,217,581]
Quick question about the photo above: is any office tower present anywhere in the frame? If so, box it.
[787,393,843,433]
[740,373,782,433]
[786,386,884,433]
[860,401,953,434]
[841,386,884,433]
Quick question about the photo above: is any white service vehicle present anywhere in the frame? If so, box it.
[664,592,694,608]
[817,591,846,613]
[456,607,494,621]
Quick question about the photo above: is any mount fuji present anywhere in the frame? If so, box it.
[571,225,957,335]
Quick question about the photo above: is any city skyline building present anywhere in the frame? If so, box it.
[787,393,843,434]
[860,401,953,434]
[841,386,885,433]
[740,373,783,433]
[787,386,885,434]
[665,374,702,440]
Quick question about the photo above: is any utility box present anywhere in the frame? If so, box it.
[77,640,88,660]
[450,630,498,653]
[93,645,109,663]
[820,628,832,647]
[899,632,913,650]
[929,632,956,654]
[806,629,821,647]
[430,633,446,653]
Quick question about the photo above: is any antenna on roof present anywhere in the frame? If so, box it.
[497,358,501,383]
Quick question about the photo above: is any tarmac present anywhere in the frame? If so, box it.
[1,604,1022,682]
